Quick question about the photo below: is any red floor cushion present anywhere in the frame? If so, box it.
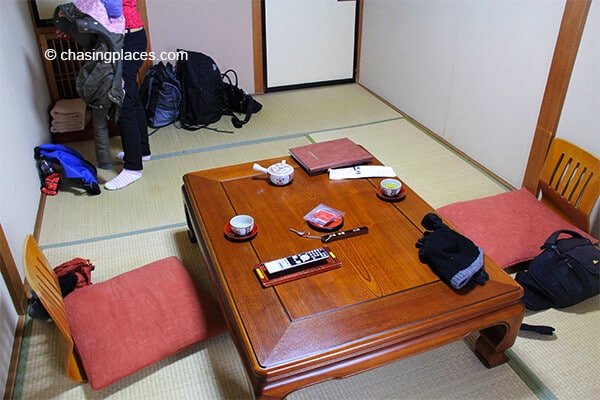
[437,188,598,268]
[63,256,226,390]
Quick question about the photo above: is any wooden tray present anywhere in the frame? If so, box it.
[254,248,341,288]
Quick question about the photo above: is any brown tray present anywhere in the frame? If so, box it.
[254,248,341,287]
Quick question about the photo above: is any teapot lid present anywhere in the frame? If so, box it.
[268,160,293,174]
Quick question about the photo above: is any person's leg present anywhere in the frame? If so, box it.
[92,108,113,169]
[106,29,148,190]
[119,30,147,171]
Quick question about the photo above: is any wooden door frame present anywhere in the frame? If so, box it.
[251,0,362,94]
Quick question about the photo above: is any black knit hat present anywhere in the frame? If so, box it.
[416,213,488,289]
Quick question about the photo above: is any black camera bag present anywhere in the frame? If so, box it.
[515,229,599,311]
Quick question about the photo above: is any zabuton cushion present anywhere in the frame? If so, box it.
[437,188,598,268]
[63,256,226,390]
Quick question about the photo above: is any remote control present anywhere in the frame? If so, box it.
[263,247,332,277]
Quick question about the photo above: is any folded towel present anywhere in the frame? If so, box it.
[52,114,84,123]
[50,98,87,120]
[50,110,91,132]
[50,122,85,133]
[51,119,84,128]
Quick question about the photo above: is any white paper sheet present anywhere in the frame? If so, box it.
[328,165,397,180]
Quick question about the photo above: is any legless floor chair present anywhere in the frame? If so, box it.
[438,138,599,268]
[23,235,227,390]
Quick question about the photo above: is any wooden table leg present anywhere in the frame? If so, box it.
[474,302,525,368]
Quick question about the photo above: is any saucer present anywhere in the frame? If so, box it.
[308,216,344,232]
[376,186,406,202]
[224,223,258,241]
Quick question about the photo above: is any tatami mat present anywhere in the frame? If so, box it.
[510,296,600,399]
[18,84,599,399]
[39,136,312,246]
[67,84,400,163]
[291,341,536,400]
[306,119,507,209]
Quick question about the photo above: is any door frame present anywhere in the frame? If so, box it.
[252,0,362,93]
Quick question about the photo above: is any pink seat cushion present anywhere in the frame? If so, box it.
[437,188,598,268]
[64,256,226,390]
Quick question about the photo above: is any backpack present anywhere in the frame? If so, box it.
[222,69,263,128]
[34,144,101,195]
[176,50,226,130]
[175,50,261,131]
[515,229,600,311]
[139,62,181,128]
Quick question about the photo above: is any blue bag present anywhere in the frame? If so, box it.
[139,62,181,128]
[34,144,101,195]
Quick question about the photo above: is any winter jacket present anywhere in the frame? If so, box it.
[53,1,125,120]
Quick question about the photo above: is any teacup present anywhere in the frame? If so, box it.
[380,178,402,197]
[229,215,254,236]
[252,160,294,186]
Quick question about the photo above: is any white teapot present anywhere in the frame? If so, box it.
[252,160,294,186]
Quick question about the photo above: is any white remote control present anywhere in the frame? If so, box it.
[263,247,331,276]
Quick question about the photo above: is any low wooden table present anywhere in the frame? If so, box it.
[183,156,524,399]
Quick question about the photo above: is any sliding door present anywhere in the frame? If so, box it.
[263,0,357,91]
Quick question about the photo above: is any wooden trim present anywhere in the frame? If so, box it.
[34,194,46,241]
[5,316,26,400]
[136,0,153,83]
[522,0,591,193]
[0,224,26,315]
[354,0,363,82]
[252,0,264,94]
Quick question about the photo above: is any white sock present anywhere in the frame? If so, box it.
[117,151,151,162]
[104,169,142,190]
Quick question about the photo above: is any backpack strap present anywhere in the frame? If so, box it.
[221,69,262,129]
[520,323,555,336]
[541,229,583,249]
[222,69,238,87]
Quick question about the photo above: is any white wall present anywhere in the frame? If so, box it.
[0,0,51,395]
[359,0,567,188]
[557,0,599,236]
[359,0,598,236]
[146,0,255,92]
[557,0,599,157]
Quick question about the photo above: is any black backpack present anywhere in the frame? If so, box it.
[175,50,261,131]
[515,229,600,311]
[176,50,226,130]
[139,62,181,128]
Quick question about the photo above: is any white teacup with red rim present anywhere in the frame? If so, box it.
[380,178,402,197]
[229,215,254,236]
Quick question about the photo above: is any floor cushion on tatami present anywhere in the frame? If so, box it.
[437,188,598,268]
[63,256,226,390]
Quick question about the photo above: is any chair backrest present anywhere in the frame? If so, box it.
[538,138,600,233]
[23,235,86,382]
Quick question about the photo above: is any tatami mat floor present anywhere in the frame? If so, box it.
[16,84,598,399]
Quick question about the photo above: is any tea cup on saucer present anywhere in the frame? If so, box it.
[380,179,402,197]
[229,215,254,236]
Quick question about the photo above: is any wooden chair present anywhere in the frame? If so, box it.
[437,138,599,268]
[23,235,85,382]
[537,138,599,233]
[23,235,226,390]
